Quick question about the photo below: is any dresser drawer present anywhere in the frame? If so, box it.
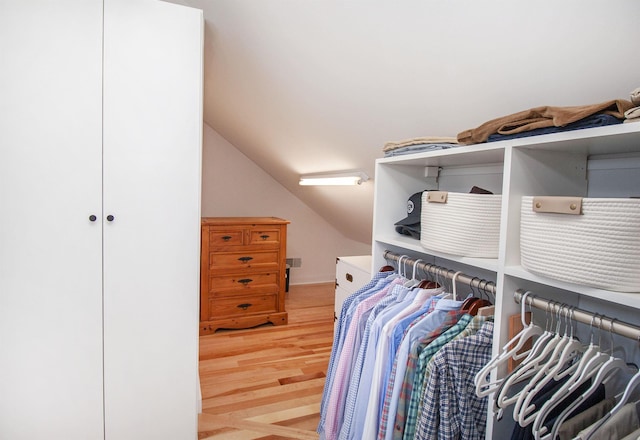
[208,294,277,319]
[208,228,245,247]
[208,283,278,299]
[208,271,279,293]
[208,250,280,271]
[248,228,281,246]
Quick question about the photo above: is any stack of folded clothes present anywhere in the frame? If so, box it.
[624,87,640,124]
[382,136,460,157]
[457,98,633,145]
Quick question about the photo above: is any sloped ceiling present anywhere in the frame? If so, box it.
[169,0,640,244]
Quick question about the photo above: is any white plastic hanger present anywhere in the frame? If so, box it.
[393,256,410,300]
[496,302,567,415]
[512,305,572,424]
[451,270,462,301]
[403,258,422,288]
[516,307,585,427]
[532,314,605,440]
[399,255,409,279]
[475,291,543,398]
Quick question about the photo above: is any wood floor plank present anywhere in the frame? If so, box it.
[202,380,326,414]
[200,411,320,440]
[199,283,334,439]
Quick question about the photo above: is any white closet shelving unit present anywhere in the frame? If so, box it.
[371,122,640,438]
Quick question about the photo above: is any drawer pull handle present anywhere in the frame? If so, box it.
[238,256,253,263]
[238,278,253,285]
[221,235,232,241]
[260,234,270,240]
[237,303,252,310]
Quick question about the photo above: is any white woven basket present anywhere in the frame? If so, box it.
[520,196,640,292]
[420,191,502,258]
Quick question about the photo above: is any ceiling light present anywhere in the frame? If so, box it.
[299,171,369,186]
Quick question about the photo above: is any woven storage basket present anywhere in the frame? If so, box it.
[420,191,502,258]
[520,196,640,292]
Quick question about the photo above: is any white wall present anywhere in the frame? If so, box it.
[201,123,371,284]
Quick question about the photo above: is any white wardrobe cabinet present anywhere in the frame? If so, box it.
[372,123,640,438]
[0,1,203,439]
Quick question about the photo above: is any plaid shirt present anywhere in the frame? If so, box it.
[401,314,473,440]
[415,321,494,440]
[451,314,492,342]
[379,310,466,440]
[416,315,493,421]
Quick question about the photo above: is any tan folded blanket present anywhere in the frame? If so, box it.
[631,87,640,106]
[383,136,458,152]
[625,106,640,120]
[457,99,633,145]
[624,106,640,123]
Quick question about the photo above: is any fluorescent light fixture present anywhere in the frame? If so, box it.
[299,171,369,186]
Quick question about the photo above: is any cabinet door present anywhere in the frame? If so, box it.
[102,0,203,439]
[0,1,105,439]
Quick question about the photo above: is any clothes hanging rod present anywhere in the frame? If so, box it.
[383,250,496,295]
[514,289,640,342]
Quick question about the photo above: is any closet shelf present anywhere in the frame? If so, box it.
[377,143,504,167]
[376,234,499,272]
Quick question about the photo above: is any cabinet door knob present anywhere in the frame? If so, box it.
[237,278,253,285]
[89,215,97,222]
[106,215,115,222]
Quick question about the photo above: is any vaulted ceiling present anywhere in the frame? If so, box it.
[169,0,640,244]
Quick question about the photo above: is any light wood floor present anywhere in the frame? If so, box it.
[198,282,335,440]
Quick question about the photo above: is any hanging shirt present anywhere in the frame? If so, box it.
[380,289,449,414]
[340,285,438,439]
[318,271,396,436]
[510,380,604,440]
[359,296,467,440]
[415,321,494,440]
[382,310,465,440]
[409,314,493,440]
[395,313,474,440]
[376,299,463,440]
[343,289,443,440]
[324,277,404,440]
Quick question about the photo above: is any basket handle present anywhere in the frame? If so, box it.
[532,196,582,215]
[427,191,448,204]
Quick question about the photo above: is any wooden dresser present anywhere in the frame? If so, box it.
[200,217,290,334]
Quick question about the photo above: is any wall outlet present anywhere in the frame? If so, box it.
[286,257,302,268]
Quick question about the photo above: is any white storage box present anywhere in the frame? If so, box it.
[520,196,640,292]
[420,191,502,258]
